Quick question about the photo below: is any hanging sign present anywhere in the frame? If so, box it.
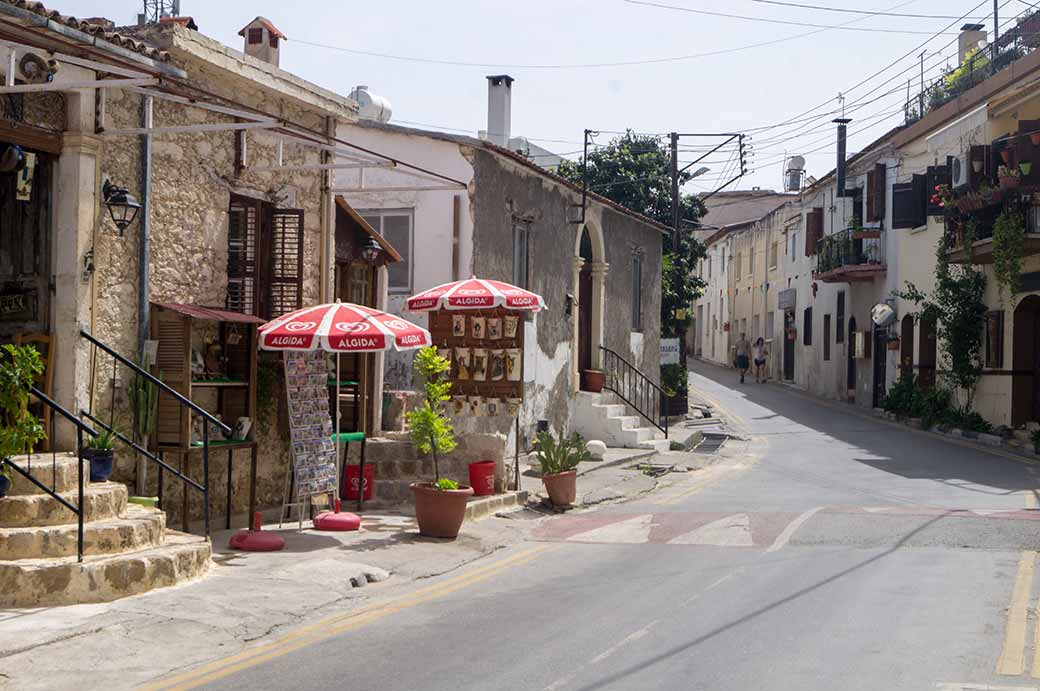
[778,288,797,311]
[660,338,680,365]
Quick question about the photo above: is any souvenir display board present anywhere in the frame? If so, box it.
[282,350,338,524]
[427,306,526,415]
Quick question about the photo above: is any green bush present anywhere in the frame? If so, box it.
[535,431,590,476]
[882,373,917,417]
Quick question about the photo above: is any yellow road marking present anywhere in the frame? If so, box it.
[998,551,1037,676]
[140,544,555,691]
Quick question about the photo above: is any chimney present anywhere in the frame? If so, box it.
[486,75,513,147]
[834,118,850,197]
[238,17,285,67]
[958,23,987,64]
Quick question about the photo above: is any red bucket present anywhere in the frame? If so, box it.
[468,460,497,496]
[343,464,374,501]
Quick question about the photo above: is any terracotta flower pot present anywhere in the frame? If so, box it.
[583,369,605,393]
[411,482,473,539]
[1001,176,1021,190]
[1001,149,1012,164]
[1031,133,1040,146]
[542,470,577,508]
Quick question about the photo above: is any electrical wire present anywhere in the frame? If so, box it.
[747,0,991,20]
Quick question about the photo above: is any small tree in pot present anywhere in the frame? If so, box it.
[0,344,46,498]
[408,346,472,539]
[536,430,590,508]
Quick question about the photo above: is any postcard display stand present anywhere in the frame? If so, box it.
[427,306,526,489]
[280,350,339,528]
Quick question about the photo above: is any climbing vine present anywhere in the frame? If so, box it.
[992,207,1026,298]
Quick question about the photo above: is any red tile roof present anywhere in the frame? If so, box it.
[238,16,286,40]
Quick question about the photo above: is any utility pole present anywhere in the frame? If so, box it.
[670,132,680,248]
[919,51,926,119]
[993,0,1000,67]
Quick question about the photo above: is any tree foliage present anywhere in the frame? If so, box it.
[406,346,456,485]
[556,131,708,338]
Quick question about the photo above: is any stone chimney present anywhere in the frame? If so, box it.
[238,17,285,67]
[959,23,987,64]
[485,75,513,147]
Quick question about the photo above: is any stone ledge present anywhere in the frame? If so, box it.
[0,483,128,528]
[464,491,528,522]
[0,505,165,560]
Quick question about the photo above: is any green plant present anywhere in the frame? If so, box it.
[86,427,117,451]
[918,387,953,430]
[406,346,456,487]
[881,372,917,417]
[0,344,46,485]
[535,430,590,476]
[127,368,158,442]
[1031,428,1040,452]
[434,477,459,490]
[993,208,1026,298]
[660,363,686,397]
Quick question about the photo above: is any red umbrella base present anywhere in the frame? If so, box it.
[313,511,361,531]
[228,530,286,551]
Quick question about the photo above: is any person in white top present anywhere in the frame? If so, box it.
[753,337,768,383]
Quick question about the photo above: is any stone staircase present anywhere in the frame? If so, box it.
[0,452,211,608]
[572,391,672,453]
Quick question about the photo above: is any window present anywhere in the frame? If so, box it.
[836,291,845,343]
[708,256,712,279]
[790,232,798,259]
[752,315,760,340]
[269,34,279,48]
[747,249,753,278]
[985,310,1004,368]
[803,307,813,346]
[766,311,774,339]
[823,314,831,361]
[721,248,726,271]
[734,252,741,280]
[511,218,530,289]
[361,210,413,293]
[226,195,304,319]
[247,27,263,44]
[631,254,643,331]
[769,242,778,269]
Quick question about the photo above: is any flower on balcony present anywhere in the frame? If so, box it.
[998,164,1021,180]
[931,183,954,209]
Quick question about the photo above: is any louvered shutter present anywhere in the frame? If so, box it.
[266,208,304,318]
[866,169,876,222]
[804,207,823,256]
[227,196,259,315]
[151,308,191,448]
[911,173,928,227]
[891,182,916,229]
[873,162,886,220]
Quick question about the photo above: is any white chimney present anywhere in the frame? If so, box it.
[958,23,987,64]
[238,16,284,67]
[486,75,513,147]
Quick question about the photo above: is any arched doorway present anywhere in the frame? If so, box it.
[1012,295,1040,426]
[578,229,594,388]
[918,315,937,389]
[574,223,607,391]
[900,314,915,380]
[847,316,857,398]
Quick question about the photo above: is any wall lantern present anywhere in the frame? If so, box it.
[361,237,383,263]
[102,179,141,235]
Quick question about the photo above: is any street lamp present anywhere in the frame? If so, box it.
[361,236,383,263]
[101,179,141,235]
[690,166,711,179]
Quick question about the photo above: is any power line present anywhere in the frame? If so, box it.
[747,0,988,20]
[624,0,962,34]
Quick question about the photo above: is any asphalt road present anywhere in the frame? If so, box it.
[196,362,1040,691]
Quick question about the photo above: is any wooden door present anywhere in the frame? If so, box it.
[0,149,50,339]
[847,317,858,395]
[783,310,795,380]
[872,327,887,408]
[1013,296,1040,426]
[578,263,593,382]
[918,315,937,389]
[899,315,914,379]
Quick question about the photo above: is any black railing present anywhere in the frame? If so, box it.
[3,386,96,562]
[816,228,884,275]
[599,346,669,438]
[81,329,230,536]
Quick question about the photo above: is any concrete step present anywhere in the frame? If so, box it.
[0,482,128,528]
[639,438,672,453]
[5,452,86,496]
[0,504,165,560]
[617,416,643,430]
[0,530,211,608]
[593,404,626,418]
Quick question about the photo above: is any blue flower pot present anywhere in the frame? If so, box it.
[0,473,10,498]
[84,449,114,482]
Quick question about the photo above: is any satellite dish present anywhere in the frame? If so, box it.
[871,302,896,327]
[0,144,24,173]
[18,53,57,84]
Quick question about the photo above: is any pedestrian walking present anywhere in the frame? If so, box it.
[753,337,768,383]
[735,333,751,384]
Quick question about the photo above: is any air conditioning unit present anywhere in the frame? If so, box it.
[949,150,971,189]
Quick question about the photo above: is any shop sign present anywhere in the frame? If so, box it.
[660,338,680,365]
[0,292,33,321]
[778,288,796,311]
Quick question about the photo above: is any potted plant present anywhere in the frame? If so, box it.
[1022,162,1034,177]
[83,428,117,482]
[999,165,1022,189]
[1031,132,1040,146]
[407,346,471,539]
[0,344,46,498]
[535,430,590,508]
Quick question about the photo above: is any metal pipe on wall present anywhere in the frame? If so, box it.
[136,94,153,496]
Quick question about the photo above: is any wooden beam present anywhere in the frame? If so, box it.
[0,119,61,154]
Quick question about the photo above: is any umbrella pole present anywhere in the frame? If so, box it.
[336,354,342,502]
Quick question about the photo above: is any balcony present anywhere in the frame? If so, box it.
[945,196,1040,264]
[815,227,886,283]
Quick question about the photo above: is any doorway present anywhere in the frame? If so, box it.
[918,315,937,389]
[0,148,51,341]
[872,327,887,408]
[783,309,795,380]
[899,314,914,380]
[1012,295,1040,426]
[577,227,594,389]
[847,316,857,398]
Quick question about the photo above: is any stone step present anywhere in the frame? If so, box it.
[617,416,642,430]
[5,452,87,496]
[593,404,626,418]
[0,482,128,528]
[0,530,211,608]
[0,504,165,560]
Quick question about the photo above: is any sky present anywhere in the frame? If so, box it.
[50,0,1016,192]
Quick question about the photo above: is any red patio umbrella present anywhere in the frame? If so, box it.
[406,277,546,312]
[259,301,432,352]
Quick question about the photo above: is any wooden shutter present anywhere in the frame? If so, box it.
[227,196,259,315]
[805,207,823,256]
[863,330,873,359]
[151,308,191,448]
[266,208,304,318]
[866,169,876,222]
[892,182,915,228]
[873,163,886,220]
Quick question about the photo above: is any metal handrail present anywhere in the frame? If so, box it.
[80,329,231,435]
[598,346,669,438]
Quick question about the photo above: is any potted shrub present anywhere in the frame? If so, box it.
[83,428,117,482]
[535,430,590,508]
[408,346,472,539]
[0,344,46,498]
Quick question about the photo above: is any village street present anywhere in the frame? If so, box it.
[129,361,1040,691]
